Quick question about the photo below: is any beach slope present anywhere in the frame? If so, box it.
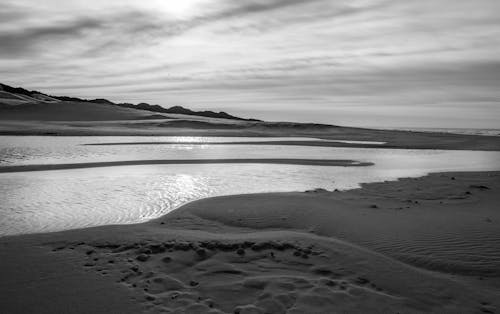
[1,171,499,313]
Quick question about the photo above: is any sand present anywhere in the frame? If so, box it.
[1,95,499,152]
[1,119,499,151]
[0,101,166,121]
[1,171,499,313]
[0,159,371,173]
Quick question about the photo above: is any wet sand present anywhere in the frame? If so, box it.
[1,119,499,151]
[1,171,499,313]
[83,140,389,149]
[0,159,371,173]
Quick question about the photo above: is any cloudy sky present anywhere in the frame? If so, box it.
[1,0,499,128]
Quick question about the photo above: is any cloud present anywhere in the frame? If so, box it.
[1,0,500,128]
[0,18,103,56]
[0,3,28,22]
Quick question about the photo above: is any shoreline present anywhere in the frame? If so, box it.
[0,158,371,173]
[1,121,500,151]
[83,140,396,149]
[1,170,499,313]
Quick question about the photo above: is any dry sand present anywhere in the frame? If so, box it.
[1,171,499,313]
[0,101,165,121]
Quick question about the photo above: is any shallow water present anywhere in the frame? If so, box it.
[1,136,499,236]
[0,136,321,165]
[0,136,384,165]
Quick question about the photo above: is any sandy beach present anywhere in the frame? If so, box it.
[2,1,500,312]
[1,171,498,314]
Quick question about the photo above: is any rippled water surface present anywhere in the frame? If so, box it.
[1,136,499,236]
[0,136,386,165]
[0,136,326,165]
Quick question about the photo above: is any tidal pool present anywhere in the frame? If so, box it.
[1,136,499,236]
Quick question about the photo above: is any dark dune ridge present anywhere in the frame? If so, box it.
[0,158,372,173]
[0,82,257,121]
[0,171,498,313]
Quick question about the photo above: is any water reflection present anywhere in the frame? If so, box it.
[0,136,383,165]
[1,136,500,236]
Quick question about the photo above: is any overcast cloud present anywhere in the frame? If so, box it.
[1,0,499,127]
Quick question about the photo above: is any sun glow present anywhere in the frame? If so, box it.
[152,0,209,18]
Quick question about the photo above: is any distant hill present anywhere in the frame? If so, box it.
[0,100,170,121]
[0,83,259,121]
[115,103,259,121]
[0,83,60,105]
[0,83,47,98]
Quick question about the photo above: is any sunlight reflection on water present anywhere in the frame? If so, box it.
[0,136,383,165]
[0,136,499,236]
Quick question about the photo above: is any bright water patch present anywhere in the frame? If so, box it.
[329,140,385,145]
[0,136,384,165]
[1,143,500,236]
[0,136,321,165]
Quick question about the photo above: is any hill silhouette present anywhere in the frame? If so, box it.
[0,83,259,121]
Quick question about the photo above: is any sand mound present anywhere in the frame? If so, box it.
[50,233,493,314]
[0,101,160,121]
[168,172,500,277]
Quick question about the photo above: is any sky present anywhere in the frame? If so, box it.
[1,0,499,128]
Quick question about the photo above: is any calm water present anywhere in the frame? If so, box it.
[0,136,384,165]
[1,136,499,236]
[380,127,500,137]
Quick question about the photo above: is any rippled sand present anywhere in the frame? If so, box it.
[1,171,498,313]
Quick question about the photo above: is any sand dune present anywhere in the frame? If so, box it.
[0,83,255,122]
[2,82,499,153]
[0,101,167,121]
